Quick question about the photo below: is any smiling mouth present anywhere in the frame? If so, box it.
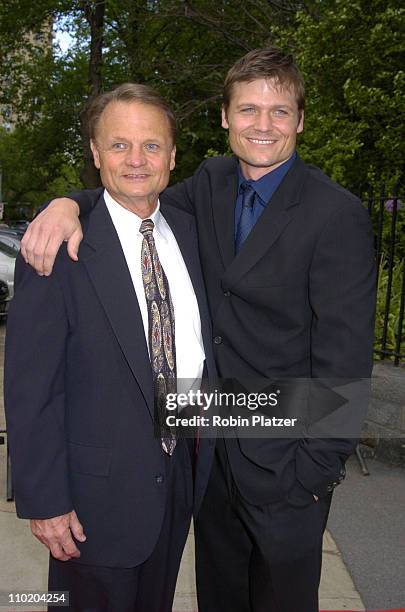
[123,173,150,179]
[247,138,277,145]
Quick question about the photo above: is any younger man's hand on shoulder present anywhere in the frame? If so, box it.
[21,197,82,276]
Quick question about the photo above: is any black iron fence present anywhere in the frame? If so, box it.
[364,181,404,365]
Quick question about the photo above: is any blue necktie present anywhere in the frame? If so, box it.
[236,182,256,252]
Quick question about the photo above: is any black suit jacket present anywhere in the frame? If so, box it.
[4,194,216,567]
[64,155,376,507]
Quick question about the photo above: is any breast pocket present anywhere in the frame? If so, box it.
[245,274,308,289]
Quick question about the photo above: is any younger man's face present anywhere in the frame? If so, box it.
[222,78,304,181]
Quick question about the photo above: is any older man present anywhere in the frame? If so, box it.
[21,47,376,612]
[5,83,215,612]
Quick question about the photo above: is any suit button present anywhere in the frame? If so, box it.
[155,475,164,484]
[214,336,222,345]
[223,290,231,297]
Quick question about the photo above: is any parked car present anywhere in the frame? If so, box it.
[10,220,30,232]
[0,226,25,239]
[0,279,9,317]
[0,242,17,310]
[0,232,21,254]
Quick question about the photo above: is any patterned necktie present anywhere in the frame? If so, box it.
[235,182,256,252]
[140,218,177,455]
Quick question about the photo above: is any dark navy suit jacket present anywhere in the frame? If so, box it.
[5,194,216,567]
[46,155,376,515]
[163,155,376,506]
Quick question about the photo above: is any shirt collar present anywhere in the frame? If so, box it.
[238,151,297,205]
[103,188,165,238]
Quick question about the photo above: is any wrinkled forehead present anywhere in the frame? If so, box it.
[94,100,175,144]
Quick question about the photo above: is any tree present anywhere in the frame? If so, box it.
[0,0,403,211]
[78,0,106,187]
[0,0,106,201]
[293,0,405,191]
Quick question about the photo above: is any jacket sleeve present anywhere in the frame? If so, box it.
[295,200,376,498]
[37,188,103,217]
[4,253,72,519]
[162,161,211,214]
[66,187,104,216]
[54,167,201,217]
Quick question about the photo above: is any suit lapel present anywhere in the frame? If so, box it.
[160,204,213,374]
[79,195,154,416]
[160,204,208,315]
[160,205,198,285]
[222,157,309,288]
[211,158,239,269]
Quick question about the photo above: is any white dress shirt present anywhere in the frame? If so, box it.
[104,189,205,389]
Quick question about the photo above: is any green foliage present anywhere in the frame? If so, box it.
[374,257,405,359]
[294,0,405,192]
[0,126,82,218]
[0,0,403,203]
[369,195,405,263]
[1,0,404,361]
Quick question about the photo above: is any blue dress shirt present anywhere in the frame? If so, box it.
[234,152,297,242]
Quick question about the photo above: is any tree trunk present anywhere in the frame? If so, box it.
[80,0,105,188]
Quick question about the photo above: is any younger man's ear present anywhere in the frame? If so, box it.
[170,146,176,171]
[221,106,229,130]
[297,110,304,134]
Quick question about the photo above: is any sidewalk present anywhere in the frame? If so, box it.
[0,444,364,611]
[0,318,365,611]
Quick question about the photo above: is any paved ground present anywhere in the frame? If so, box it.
[0,479,365,612]
[328,455,405,610]
[2,320,403,611]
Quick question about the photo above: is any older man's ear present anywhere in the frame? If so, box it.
[90,139,101,169]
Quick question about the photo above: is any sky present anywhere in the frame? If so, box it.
[54,29,73,54]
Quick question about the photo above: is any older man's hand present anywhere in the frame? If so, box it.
[21,198,82,276]
[30,510,86,561]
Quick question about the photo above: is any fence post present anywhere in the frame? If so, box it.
[395,257,405,366]
[375,183,385,290]
[381,185,399,357]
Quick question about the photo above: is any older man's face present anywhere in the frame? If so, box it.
[90,101,176,216]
